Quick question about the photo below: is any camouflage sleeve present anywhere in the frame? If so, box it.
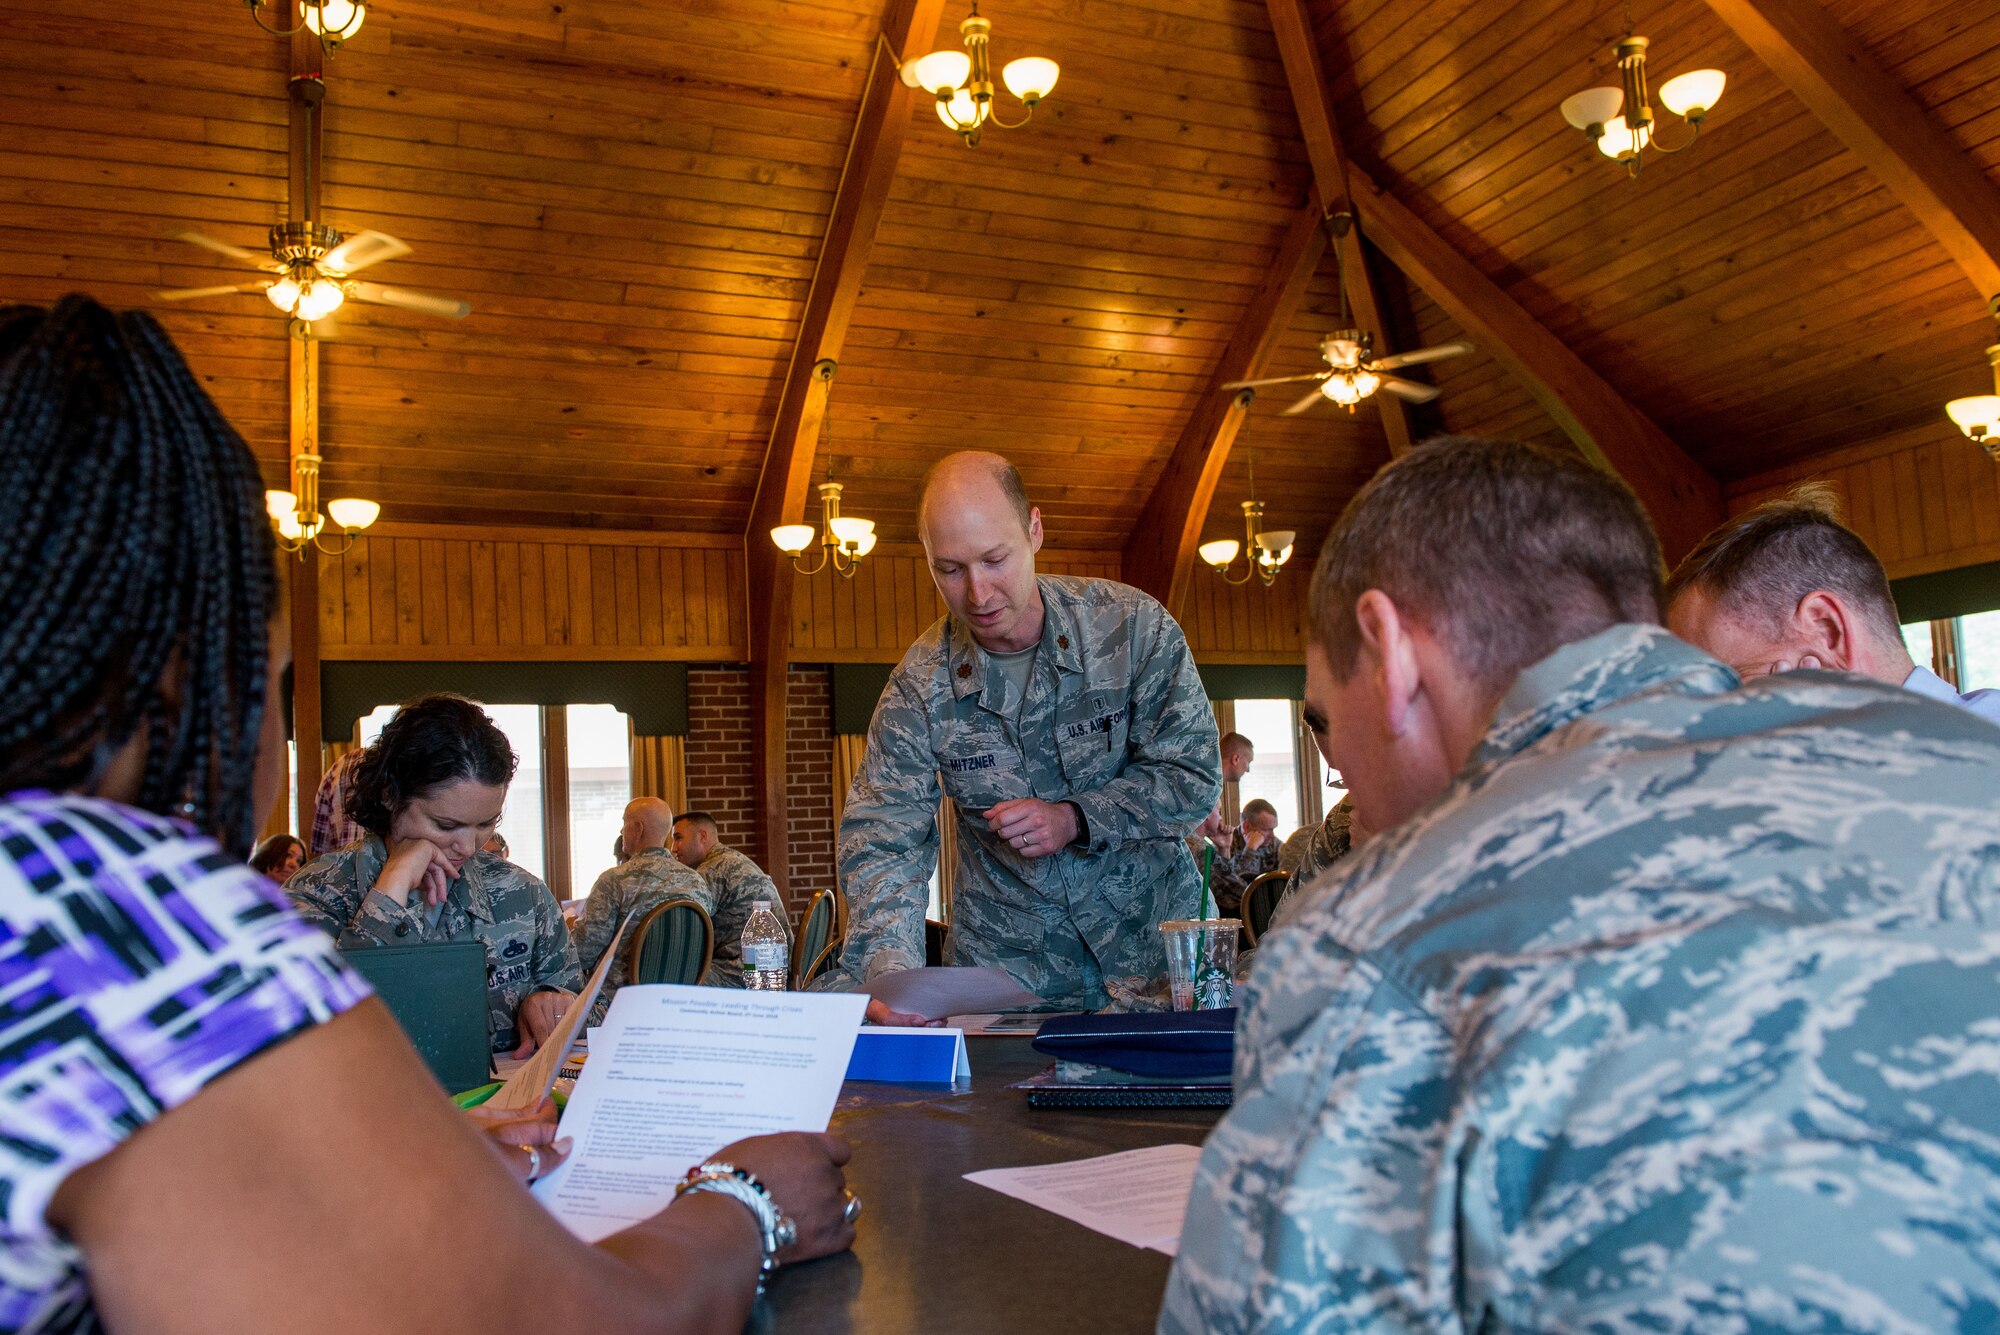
[1068,601,1220,854]
[570,869,623,974]
[1162,932,1456,1333]
[530,881,582,994]
[825,671,941,986]
[285,859,419,947]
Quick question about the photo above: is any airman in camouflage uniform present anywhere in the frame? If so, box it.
[827,572,1220,1011]
[571,845,711,1019]
[1281,795,1353,901]
[1164,622,2000,1332]
[692,844,779,988]
[288,836,580,1053]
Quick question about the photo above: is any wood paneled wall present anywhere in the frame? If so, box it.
[1724,422,2000,580]
[315,524,1305,663]
[315,524,745,660]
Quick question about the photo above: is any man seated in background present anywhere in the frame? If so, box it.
[671,811,780,989]
[572,797,711,1018]
[1163,437,2000,1333]
[1664,481,2000,722]
[1206,798,1279,917]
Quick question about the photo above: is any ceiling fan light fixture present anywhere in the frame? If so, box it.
[1561,86,1623,131]
[294,275,345,321]
[265,274,301,313]
[1658,68,1725,120]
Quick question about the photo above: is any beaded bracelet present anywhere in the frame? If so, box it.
[675,1161,798,1291]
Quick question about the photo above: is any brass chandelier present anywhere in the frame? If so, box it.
[1945,299,2000,460]
[770,361,879,578]
[246,0,366,49]
[900,6,1059,147]
[1198,451,1295,587]
[265,328,380,558]
[1561,25,1724,176]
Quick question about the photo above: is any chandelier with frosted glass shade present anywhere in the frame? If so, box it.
[247,0,366,50]
[900,6,1059,147]
[1560,30,1724,176]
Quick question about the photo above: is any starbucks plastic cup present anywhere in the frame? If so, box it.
[1160,919,1240,1011]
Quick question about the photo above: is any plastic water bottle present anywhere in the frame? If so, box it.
[741,900,790,991]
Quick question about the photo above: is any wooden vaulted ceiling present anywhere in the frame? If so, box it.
[3,0,1999,560]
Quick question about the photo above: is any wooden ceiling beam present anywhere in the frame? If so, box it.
[1703,0,2000,305]
[1261,0,1721,560]
[1264,0,1411,459]
[1122,198,1328,615]
[742,0,945,894]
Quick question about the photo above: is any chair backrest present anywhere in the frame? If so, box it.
[1241,870,1290,947]
[924,918,948,967]
[793,889,836,990]
[623,897,714,987]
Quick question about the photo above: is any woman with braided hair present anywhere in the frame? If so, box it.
[0,297,856,1333]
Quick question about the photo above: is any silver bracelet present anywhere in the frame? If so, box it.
[675,1162,797,1291]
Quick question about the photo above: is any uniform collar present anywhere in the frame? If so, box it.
[355,832,496,923]
[1902,663,1964,706]
[1473,623,1737,766]
[946,575,1084,704]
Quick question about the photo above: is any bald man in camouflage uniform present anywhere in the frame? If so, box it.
[572,798,712,1020]
[1164,437,2000,1333]
[828,452,1220,1016]
[289,837,580,1055]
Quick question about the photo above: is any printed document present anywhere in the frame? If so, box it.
[856,966,1041,1021]
[534,985,867,1242]
[963,1143,1204,1254]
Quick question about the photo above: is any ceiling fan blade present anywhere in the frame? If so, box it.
[1281,386,1329,416]
[320,229,412,275]
[1379,375,1443,404]
[346,280,471,320]
[153,282,265,302]
[1221,371,1332,391]
[168,228,270,267]
[1370,341,1474,371]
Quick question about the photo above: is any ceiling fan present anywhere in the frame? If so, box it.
[154,221,471,323]
[1224,208,1472,415]
[1223,329,1473,415]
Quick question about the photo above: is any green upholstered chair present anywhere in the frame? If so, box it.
[793,888,840,990]
[623,897,714,987]
[1240,869,1290,947]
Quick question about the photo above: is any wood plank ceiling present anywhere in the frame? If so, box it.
[3,0,1998,559]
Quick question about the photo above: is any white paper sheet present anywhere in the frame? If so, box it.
[963,1143,1204,1254]
[857,966,1042,1020]
[534,985,867,1242]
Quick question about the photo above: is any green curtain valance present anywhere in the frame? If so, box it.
[322,661,689,740]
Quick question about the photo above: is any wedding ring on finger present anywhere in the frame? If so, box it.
[842,1191,862,1223]
[522,1144,542,1181]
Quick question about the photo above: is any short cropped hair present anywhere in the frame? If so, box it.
[1311,437,1663,692]
[346,695,518,837]
[675,810,720,838]
[1241,798,1277,822]
[921,453,1032,535]
[1664,482,1902,648]
[1219,732,1253,757]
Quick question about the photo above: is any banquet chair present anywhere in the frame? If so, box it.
[624,897,714,987]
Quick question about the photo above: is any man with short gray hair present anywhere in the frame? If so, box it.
[1665,481,2000,723]
[1163,436,2000,1333]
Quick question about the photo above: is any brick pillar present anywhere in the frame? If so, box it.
[784,668,837,906]
[684,667,758,854]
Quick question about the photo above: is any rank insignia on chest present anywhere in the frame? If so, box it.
[1057,635,1070,649]
[957,664,973,679]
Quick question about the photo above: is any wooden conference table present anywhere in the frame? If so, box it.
[752,1037,1222,1335]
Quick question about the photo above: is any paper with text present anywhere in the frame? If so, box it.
[534,985,867,1242]
[963,1143,1204,1254]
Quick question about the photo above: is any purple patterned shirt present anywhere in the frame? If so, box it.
[0,791,373,1331]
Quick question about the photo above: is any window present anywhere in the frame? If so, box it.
[357,702,548,884]
[1902,620,1933,671]
[565,704,632,896]
[1230,699,1302,836]
[1957,611,2000,692]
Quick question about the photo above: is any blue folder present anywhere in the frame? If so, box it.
[1030,1009,1236,1079]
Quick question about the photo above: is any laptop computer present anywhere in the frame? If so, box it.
[339,941,492,1095]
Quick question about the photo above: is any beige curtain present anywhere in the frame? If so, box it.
[1292,700,1325,829]
[832,734,955,924]
[630,732,689,812]
[320,738,357,775]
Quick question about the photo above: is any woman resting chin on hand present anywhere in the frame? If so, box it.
[1,297,856,1335]
[285,694,582,1059]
